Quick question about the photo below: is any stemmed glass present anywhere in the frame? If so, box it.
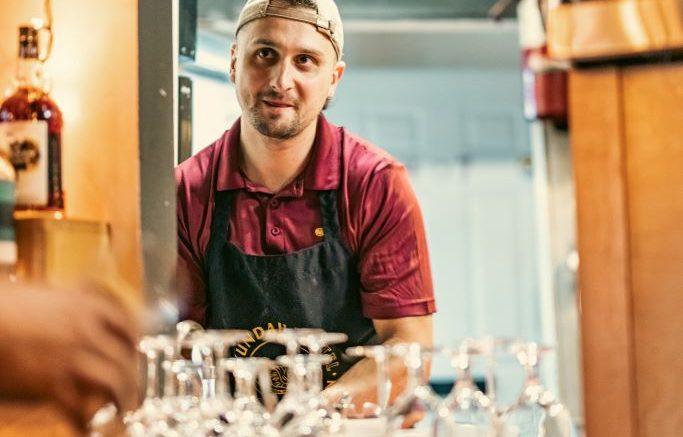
[435,339,496,437]
[219,357,280,436]
[263,329,347,397]
[264,329,348,436]
[296,331,348,393]
[202,330,251,397]
[263,328,347,356]
[501,342,573,437]
[345,344,392,418]
[125,333,206,437]
[125,334,174,437]
[189,329,252,434]
[275,354,344,437]
[385,343,443,436]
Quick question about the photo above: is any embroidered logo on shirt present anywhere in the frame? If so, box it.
[315,227,325,238]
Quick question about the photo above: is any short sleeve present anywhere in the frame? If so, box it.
[356,165,436,319]
[175,163,209,324]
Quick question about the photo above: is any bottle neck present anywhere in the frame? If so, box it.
[15,57,45,91]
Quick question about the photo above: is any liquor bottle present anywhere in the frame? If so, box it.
[0,154,16,280]
[0,25,64,216]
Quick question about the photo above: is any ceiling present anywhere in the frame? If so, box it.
[197,0,515,22]
[190,0,521,72]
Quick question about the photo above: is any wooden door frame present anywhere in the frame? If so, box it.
[570,67,639,437]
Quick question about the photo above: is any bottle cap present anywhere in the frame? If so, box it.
[18,25,39,59]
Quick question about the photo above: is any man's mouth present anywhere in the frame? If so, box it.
[263,100,294,108]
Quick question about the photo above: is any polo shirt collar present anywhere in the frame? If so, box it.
[216,115,341,193]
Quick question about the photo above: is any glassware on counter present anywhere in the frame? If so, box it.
[345,344,392,418]
[500,342,573,437]
[384,343,443,436]
[123,322,573,437]
[436,339,496,436]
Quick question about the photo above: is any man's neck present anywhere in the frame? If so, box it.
[239,118,318,194]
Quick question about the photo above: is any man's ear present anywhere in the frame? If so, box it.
[328,60,346,99]
[229,43,238,83]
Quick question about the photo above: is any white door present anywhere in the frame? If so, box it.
[327,36,540,399]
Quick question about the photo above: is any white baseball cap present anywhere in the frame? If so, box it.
[235,0,344,60]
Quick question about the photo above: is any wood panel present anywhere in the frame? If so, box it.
[622,62,683,436]
[569,68,638,437]
[0,402,77,437]
[548,0,683,61]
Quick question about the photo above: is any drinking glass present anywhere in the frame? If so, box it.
[275,354,344,437]
[385,343,443,436]
[435,339,496,437]
[502,342,573,437]
[345,344,392,418]
[219,357,280,436]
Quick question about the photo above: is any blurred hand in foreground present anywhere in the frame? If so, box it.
[0,281,139,431]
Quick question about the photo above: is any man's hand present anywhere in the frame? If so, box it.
[324,314,433,425]
[0,282,139,431]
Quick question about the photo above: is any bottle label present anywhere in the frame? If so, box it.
[0,180,15,243]
[0,120,48,206]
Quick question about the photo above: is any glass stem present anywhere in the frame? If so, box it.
[288,362,306,397]
[376,353,390,412]
[406,350,424,390]
[162,345,177,398]
[235,370,257,402]
[306,360,323,395]
[145,350,158,399]
[455,353,474,388]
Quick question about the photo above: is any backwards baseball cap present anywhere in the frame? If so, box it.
[235,0,344,60]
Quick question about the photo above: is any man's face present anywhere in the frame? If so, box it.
[230,14,345,140]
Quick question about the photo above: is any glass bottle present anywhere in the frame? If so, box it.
[0,154,16,280]
[0,25,64,216]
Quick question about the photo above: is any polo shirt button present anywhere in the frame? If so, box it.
[271,227,281,236]
[270,199,280,208]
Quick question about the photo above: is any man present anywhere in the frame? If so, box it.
[0,282,138,431]
[176,0,435,407]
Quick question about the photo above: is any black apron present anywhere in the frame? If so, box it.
[204,188,379,393]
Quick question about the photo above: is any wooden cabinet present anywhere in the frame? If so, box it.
[570,59,683,437]
[550,1,683,436]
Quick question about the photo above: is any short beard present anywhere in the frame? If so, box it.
[246,89,305,140]
[247,106,303,140]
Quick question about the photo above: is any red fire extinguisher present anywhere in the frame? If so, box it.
[519,0,569,127]
[491,0,570,127]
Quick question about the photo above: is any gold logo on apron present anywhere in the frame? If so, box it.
[315,227,325,238]
[233,321,341,394]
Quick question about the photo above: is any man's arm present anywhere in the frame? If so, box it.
[324,314,433,413]
[176,163,209,324]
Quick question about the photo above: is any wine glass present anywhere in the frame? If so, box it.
[263,328,327,356]
[385,343,443,436]
[263,328,348,394]
[502,342,573,437]
[202,329,251,400]
[275,354,344,437]
[219,357,280,436]
[435,339,496,437]
[345,344,392,418]
[124,335,171,436]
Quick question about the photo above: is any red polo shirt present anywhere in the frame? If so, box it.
[176,115,435,323]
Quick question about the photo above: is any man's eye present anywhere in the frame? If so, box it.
[256,48,274,58]
[297,55,315,65]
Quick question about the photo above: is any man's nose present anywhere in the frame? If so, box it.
[270,60,295,91]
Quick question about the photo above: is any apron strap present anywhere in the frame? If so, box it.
[211,190,235,242]
[318,190,342,240]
